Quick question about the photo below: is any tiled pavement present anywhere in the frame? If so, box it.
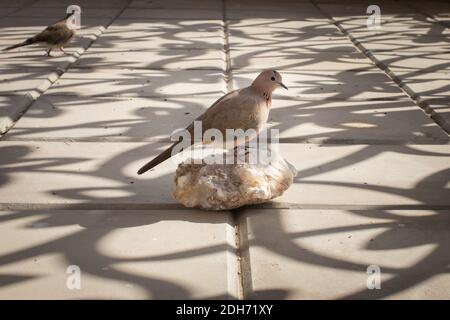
[0,0,449,299]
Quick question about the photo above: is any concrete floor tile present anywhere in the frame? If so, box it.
[226,10,324,20]
[119,8,223,20]
[340,23,450,36]
[371,52,450,73]
[226,0,319,12]
[5,96,218,140]
[278,144,450,206]
[333,16,443,28]
[6,97,447,143]
[108,19,223,30]
[0,7,17,17]
[34,0,128,8]
[354,34,450,52]
[73,48,226,71]
[228,32,354,51]
[0,95,33,134]
[317,3,415,15]
[231,41,357,52]
[0,68,58,98]
[0,0,34,7]
[240,209,450,299]
[0,17,112,29]
[0,141,180,206]
[0,209,237,299]
[231,70,407,100]
[92,23,223,50]
[420,98,450,133]
[410,2,450,25]
[395,71,450,100]
[130,0,223,10]
[0,142,448,207]
[14,7,122,19]
[230,48,373,71]
[227,18,333,30]
[46,69,226,97]
[266,99,448,143]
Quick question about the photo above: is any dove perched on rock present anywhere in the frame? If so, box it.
[137,70,288,175]
[2,11,77,56]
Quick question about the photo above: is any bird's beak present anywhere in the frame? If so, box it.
[278,82,288,90]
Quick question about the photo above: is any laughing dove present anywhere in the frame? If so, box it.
[2,11,77,56]
[137,70,288,175]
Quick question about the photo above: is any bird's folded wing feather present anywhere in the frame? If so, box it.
[35,24,73,44]
[183,89,241,137]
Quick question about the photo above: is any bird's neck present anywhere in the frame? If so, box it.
[262,91,272,108]
[252,85,272,108]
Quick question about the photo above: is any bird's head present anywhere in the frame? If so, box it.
[252,70,288,93]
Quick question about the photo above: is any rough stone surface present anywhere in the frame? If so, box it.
[173,147,297,210]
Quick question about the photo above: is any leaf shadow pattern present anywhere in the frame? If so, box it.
[0,0,449,299]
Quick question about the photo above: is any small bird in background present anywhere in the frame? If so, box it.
[2,11,77,56]
[137,70,288,175]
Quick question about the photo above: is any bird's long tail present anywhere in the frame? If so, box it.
[137,143,178,175]
[2,37,37,51]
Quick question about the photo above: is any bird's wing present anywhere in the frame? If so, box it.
[183,89,241,136]
[35,23,73,45]
[137,88,258,174]
[206,95,260,133]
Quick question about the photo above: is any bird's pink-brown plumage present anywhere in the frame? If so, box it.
[137,70,287,174]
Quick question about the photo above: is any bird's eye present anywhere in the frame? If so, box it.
[270,76,275,81]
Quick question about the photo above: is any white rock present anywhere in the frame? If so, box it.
[173,145,297,210]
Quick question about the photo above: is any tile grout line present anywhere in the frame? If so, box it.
[395,0,450,133]
[223,0,246,300]
[2,136,449,145]
[0,0,134,137]
[222,0,233,92]
[0,94,415,101]
[310,0,450,135]
[231,209,253,300]
[227,210,244,300]
[1,203,449,211]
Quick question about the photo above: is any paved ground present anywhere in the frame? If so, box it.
[0,0,449,299]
